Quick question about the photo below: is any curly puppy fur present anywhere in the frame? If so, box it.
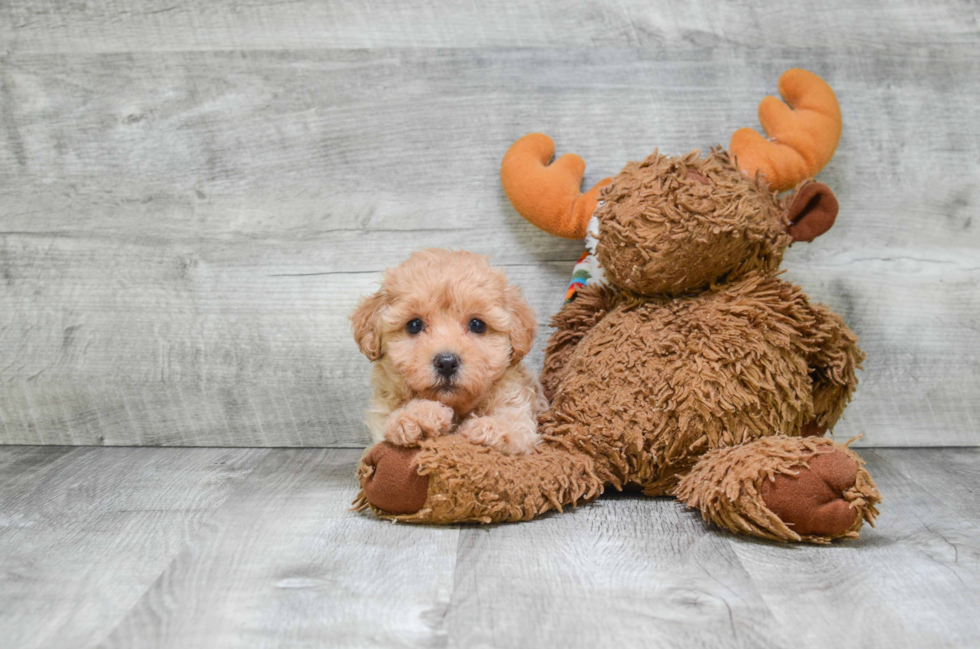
[351,249,547,455]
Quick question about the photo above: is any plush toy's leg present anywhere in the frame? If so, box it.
[540,284,620,399]
[355,435,603,524]
[674,436,880,544]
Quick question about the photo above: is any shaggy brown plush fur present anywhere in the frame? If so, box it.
[355,434,603,523]
[595,150,790,296]
[358,107,880,543]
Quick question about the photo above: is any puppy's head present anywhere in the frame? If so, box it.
[351,249,536,412]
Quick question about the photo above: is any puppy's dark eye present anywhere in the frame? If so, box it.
[406,318,424,335]
[468,318,487,334]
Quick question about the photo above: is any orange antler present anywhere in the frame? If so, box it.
[501,133,611,239]
[730,69,842,191]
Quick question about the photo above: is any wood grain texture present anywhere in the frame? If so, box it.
[2,0,978,52]
[1,446,979,648]
[445,490,792,648]
[872,448,980,519]
[0,446,268,649]
[1,7,979,447]
[98,448,461,649]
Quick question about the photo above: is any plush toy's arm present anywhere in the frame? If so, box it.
[540,284,620,400]
[804,303,865,432]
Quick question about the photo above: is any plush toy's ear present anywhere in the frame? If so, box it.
[501,133,611,239]
[786,182,839,242]
[350,291,386,361]
[505,285,537,365]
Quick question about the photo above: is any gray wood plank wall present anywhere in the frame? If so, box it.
[1,1,978,447]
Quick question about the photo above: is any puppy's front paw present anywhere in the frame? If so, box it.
[384,400,455,447]
[458,416,539,455]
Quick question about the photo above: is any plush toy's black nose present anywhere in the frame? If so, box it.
[433,353,461,379]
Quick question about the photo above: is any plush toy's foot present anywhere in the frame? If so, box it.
[760,448,861,536]
[674,436,881,544]
[358,442,429,515]
[354,435,603,524]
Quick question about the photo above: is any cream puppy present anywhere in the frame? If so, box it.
[351,249,546,455]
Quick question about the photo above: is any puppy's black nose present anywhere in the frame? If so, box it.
[433,353,461,379]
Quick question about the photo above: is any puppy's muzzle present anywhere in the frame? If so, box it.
[433,352,461,379]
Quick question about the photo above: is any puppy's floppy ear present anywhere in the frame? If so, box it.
[350,291,385,361]
[505,285,537,365]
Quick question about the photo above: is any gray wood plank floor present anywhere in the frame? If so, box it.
[1,446,978,649]
[2,1,979,448]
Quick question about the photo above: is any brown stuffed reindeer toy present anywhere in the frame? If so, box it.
[355,69,881,543]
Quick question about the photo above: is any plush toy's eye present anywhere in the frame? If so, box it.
[468,318,487,334]
[406,318,424,335]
